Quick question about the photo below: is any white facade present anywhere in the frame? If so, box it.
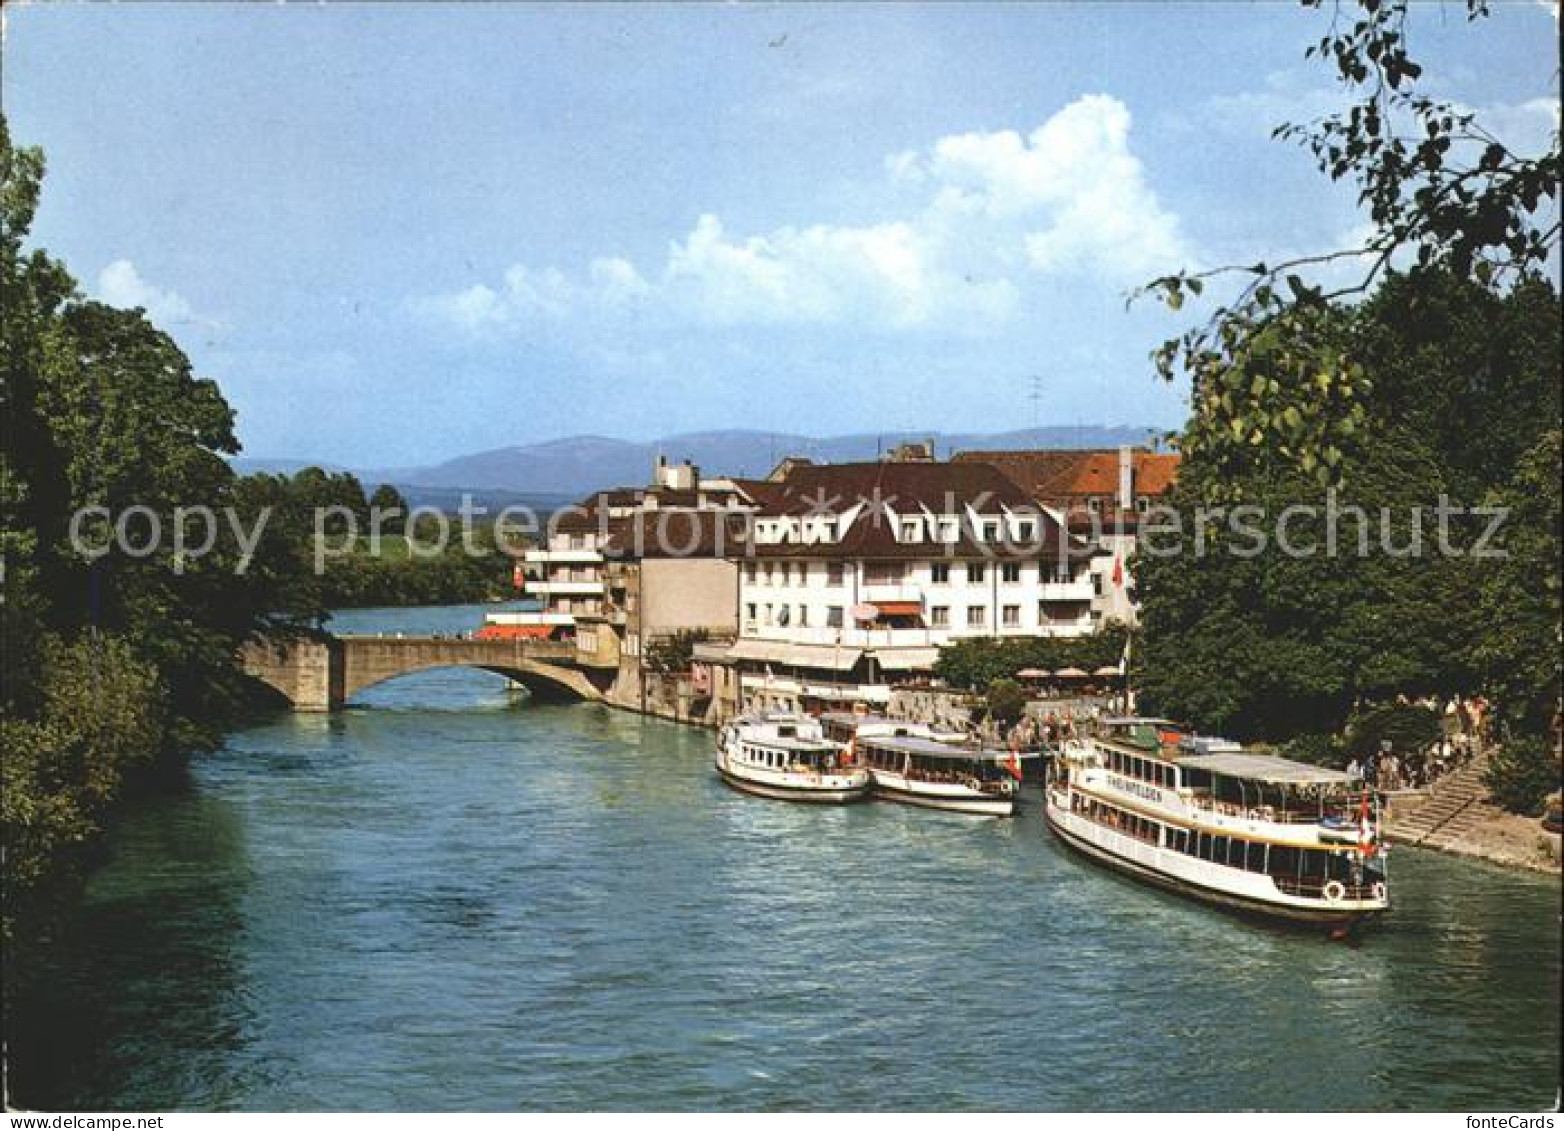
[737,557,1096,647]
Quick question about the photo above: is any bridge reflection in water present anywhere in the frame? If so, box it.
[239,633,604,710]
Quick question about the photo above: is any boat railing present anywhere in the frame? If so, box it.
[1271,874,1384,901]
[1186,795,1361,826]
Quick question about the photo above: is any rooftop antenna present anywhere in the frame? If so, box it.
[1028,374,1044,444]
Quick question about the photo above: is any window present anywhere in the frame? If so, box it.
[781,562,792,584]
[1017,521,1035,542]
[967,563,986,584]
[764,563,775,584]
[1001,562,1021,584]
[966,606,987,628]
[930,605,950,627]
[1002,605,1021,627]
[798,605,809,627]
[1136,496,1151,512]
[1087,498,1102,513]
[931,563,950,584]
[984,522,1000,541]
[744,562,757,583]
[745,603,757,623]
[1092,572,1104,596]
[827,562,845,586]
[794,563,808,585]
[901,520,920,541]
[826,606,844,628]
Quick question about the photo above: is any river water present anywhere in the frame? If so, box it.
[8,605,1559,1111]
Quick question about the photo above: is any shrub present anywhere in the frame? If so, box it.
[1344,702,1441,758]
[1483,735,1562,817]
[985,678,1028,726]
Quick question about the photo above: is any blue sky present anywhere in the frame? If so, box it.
[4,1,1558,466]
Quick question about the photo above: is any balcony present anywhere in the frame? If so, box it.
[527,579,605,596]
[1039,580,1096,602]
[526,548,603,564]
[860,583,924,605]
[743,624,954,648]
[740,673,892,703]
[483,611,576,626]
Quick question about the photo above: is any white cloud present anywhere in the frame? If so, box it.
[96,259,196,325]
[421,94,1188,336]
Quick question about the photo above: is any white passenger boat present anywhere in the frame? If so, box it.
[715,713,871,803]
[855,734,1033,816]
[1045,718,1389,929]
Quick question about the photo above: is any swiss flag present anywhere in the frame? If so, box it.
[1111,556,1124,588]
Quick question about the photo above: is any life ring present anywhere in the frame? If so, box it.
[1371,881,1387,902]
[1322,880,1346,903]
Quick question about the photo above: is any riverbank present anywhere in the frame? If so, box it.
[1382,753,1560,874]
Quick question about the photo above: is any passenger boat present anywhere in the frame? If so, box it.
[1045,717,1389,929]
[855,733,1033,816]
[818,711,950,745]
[714,713,871,803]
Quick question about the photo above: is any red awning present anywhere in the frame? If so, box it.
[475,624,557,640]
[873,601,923,617]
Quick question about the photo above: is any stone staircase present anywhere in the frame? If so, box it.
[1383,752,1504,851]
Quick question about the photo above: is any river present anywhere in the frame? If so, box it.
[7,604,1559,1111]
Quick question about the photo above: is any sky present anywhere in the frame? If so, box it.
[3,1,1558,467]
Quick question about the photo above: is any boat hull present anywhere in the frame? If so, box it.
[870,776,1015,816]
[1044,798,1386,930]
[716,763,872,804]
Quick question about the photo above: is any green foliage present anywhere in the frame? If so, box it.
[1,635,164,917]
[644,629,710,676]
[1136,272,1560,757]
[1482,736,1561,818]
[368,483,408,534]
[1344,702,1441,758]
[984,679,1028,726]
[1,115,329,918]
[1141,0,1560,487]
[1473,429,1563,739]
[934,623,1131,691]
[1281,732,1344,768]
[241,468,511,608]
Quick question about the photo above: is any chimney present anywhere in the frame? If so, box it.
[1118,446,1134,511]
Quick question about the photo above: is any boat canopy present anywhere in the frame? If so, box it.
[1178,752,1360,786]
[862,735,1035,762]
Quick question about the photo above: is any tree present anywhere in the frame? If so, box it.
[368,482,408,534]
[985,679,1028,727]
[1135,274,1558,745]
[644,629,709,676]
[2,114,327,920]
[1140,0,1560,490]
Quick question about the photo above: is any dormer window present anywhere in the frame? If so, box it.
[901,520,920,542]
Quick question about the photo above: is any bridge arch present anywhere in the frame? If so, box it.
[239,634,605,711]
[341,658,599,704]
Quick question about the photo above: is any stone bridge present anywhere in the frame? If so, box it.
[239,633,605,711]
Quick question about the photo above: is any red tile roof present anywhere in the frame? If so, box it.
[951,448,1180,503]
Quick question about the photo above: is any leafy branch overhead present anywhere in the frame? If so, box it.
[1138,0,1561,491]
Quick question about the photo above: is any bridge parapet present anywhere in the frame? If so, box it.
[239,633,601,710]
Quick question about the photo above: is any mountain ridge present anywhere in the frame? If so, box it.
[236,425,1163,498]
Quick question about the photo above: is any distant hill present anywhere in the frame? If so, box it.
[356,426,1162,495]
[238,425,1162,504]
